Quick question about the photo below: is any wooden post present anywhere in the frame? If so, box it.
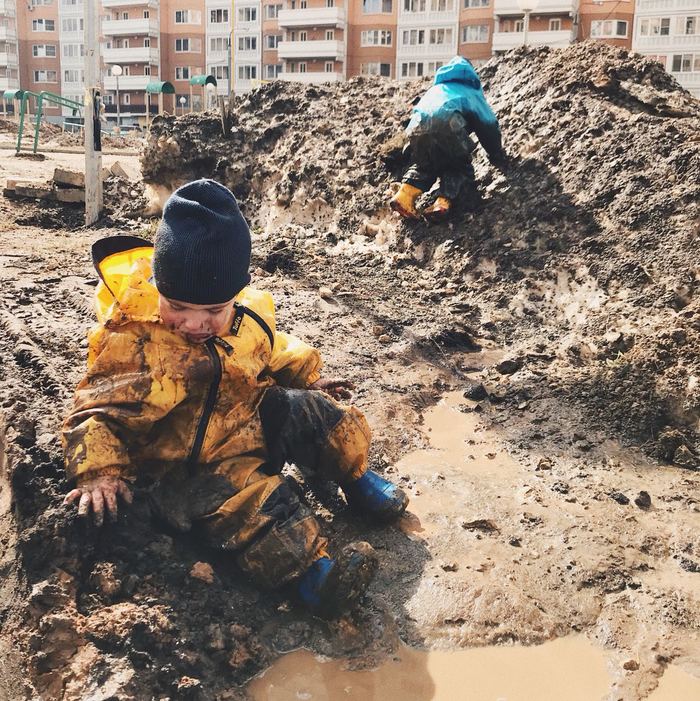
[83,0,103,225]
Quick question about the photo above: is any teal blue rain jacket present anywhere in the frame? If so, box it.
[407,57,502,159]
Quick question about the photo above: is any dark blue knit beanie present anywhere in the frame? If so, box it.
[153,179,251,304]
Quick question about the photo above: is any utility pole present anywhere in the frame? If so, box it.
[84,0,103,225]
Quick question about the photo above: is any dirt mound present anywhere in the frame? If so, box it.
[143,41,700,461]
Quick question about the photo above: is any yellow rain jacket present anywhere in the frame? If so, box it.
[62,236,324,488]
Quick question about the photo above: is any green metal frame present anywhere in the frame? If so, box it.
[189,75,217,87]
[16,90,84,154]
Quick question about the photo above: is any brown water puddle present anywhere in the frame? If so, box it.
[647,664,700,700]
[397,391,522,536]
[247,635,611,700]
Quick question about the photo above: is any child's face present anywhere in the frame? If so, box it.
[159,295,235,344]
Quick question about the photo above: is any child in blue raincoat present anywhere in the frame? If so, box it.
[390,56,506,221]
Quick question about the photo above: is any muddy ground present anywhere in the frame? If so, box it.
[0,42,699,700]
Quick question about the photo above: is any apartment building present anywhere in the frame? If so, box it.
[7,0,699,125]
[0,0,19,101]
[632,0,700,97]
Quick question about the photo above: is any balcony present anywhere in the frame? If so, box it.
[0,51,18,67]
[638,0,699,11]
[0,0,15,16]
[0,76,19,92]
[397,41,459,57]
[103,46,160,64]
[634,34,700,51]
[493,0,576,15]
[0,26,16,42]
[102,18,159,36]
[673,71,700,97]
[398,9,459,23]
[492,29,572,50]
[279,71,342,84]
[102,0,158,7]
[278,7,346,29]
[277,40,345,60]
[103,74,154,91]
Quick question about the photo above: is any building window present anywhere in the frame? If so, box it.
[61,18,83,32]
[325,61,334,72]
[33,70,57,82]
[463,0,489,7]
[63,69,82,83]
[103,94,114,105]
[403,0,426,11]
[175,38,201,52]
[144,66,151,76]
[238,36,257,51]
[266,4,283,19]
[32,44,57,58]
[549,18,561,31]
[325,29,334,40]
[461,25,488,42]
[431,0,454,10]
[300,0,308,7]
[363,0,392,11]
[238,7,258,22]
[683,16,700,35]
[175,66,191,80]
[122,94,130,105]
[237,65,258,80]
[144,38,150,47]
[123,66,130,75]
[267,64,283,79]
[429,28,453,44]
[402,29,425,45]
[143,10,149,18]
[361,30,392,46]
[32,19,56,31]
[401,61,424,77]
[515,19,524,32]
[671,53,700,72]
[590,20,628,38]
[62,44,85,58]
[211,65,229,80]
[326,0,335,6]
[299,62,307,73]
[639,18,670,36]
[299,30,308,41]
[361,62,391,77]
[31,0,54,5]
[175,10,201,24]
[265,34,282,49]
[211,37,227,52]
[210,8,229,24]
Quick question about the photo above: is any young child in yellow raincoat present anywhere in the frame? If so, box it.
[62,179,408,618]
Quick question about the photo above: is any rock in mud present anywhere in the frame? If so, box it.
[463,380,488,401]
[634,491,652,509]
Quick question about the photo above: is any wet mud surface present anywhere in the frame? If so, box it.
[0,42,699,700]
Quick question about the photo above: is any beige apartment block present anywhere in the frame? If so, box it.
[578,0,634,47]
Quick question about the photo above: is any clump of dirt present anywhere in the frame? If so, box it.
[143,41,700,461]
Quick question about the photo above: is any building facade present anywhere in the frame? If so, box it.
[632,0,700,97]
[4,0,698,125]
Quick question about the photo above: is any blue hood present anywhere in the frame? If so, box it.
[433,56,481,90]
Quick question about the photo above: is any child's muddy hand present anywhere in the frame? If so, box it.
[308,378,355,401]
[63,476,133,527]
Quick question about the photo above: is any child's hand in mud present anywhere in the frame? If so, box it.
[63,476,133,527]
[308,378,355,401]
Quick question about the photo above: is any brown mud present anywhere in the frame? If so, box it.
[0,42,699,700]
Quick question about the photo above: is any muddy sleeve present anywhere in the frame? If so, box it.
[62,327,181,484]
[266,330,323,389]
[469,101,503,160]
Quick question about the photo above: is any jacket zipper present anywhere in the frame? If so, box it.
[187,338,222,469]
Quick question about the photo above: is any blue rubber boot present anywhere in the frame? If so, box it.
[342,470,409,523]
[297,542,378,619]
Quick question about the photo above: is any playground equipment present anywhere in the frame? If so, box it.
[15,90,83,153]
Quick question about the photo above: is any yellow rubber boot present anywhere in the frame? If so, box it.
[390,183,422,220]
[423,196,451,221]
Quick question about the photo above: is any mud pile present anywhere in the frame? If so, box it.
[143,42,700,461]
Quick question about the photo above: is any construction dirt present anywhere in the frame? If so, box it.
[0,42,699,700]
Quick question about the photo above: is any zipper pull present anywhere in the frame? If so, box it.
[213,336,234,355]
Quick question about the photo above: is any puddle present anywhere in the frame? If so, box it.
[247,635,612,701]
[397,391,522,534]
[647,664,700,700]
